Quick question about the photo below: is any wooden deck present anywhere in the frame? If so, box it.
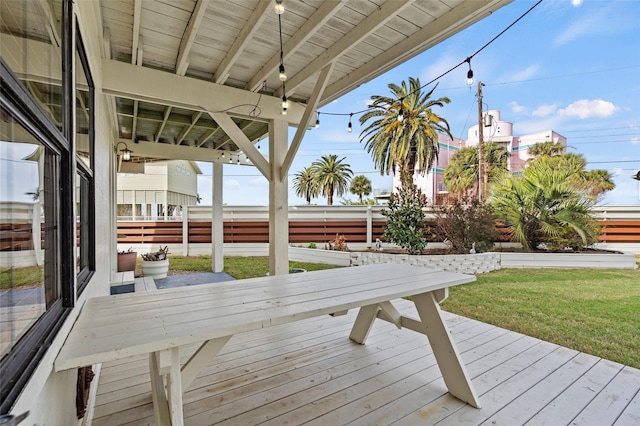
[91,298,640,425]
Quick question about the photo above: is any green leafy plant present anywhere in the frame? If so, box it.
[382,176,428,254]
[307,242,317,249]
[432,197,499,253]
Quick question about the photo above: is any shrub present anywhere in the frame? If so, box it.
[432,197,499,254]
[382,179,428,254]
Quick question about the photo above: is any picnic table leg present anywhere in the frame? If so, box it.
[413,291,482,409]
[349,304,381,344]
[149,348,184,425]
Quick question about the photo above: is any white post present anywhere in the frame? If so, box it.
[269,119,289,276]
[131,191,135,220]
[211,162,224,272]
[182,205,188,256]
[366,205,372,249]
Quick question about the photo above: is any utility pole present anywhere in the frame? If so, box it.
[477,81,485,200]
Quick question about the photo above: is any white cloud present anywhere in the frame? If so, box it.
[554,15,598,46]
[532,104,559,118]
[631,137,639,145]
[509,101,528,114]
[558,99,618,119]
[225,179,241,190]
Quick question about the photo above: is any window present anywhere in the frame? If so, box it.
[0,0,82,414]
[75,29,95,292]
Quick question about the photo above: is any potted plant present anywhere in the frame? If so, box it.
[117,248,137,272]
[141,246,170,279]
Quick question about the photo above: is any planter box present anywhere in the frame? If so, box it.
[117,252,137,272]
[141,259,169,279]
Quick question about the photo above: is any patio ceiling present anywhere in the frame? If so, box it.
[101,0,513,163]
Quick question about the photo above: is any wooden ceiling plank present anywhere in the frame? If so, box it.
[213,0,271,85]
[246,0,342,92]
[35,0,61,48]
[277,0,411,97]
[197,127,217,147]
[131,100,139,141]
[209,112,271,180]
[176,0,210,76]
[322,0,508,104]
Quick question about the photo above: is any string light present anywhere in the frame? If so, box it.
[315,111,320,128]
[274,0,284,15]
[348,113,353,133]
[466,57,474,85]
[281,93,288,115]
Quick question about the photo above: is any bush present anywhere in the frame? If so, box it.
[382,179,428,255]
[432,197,499,254]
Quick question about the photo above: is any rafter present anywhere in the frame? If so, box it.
[277,0,411,98]
[246,1,342,92]
[132,0,142,65]
[176,0,210,76]
[214,1,270,85]
[155,107,173,143]
[176,112,203,145]
[321,0,500,104]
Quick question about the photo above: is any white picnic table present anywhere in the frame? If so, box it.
[55,263,480,425]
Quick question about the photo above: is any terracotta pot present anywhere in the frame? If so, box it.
[117,252,137,272]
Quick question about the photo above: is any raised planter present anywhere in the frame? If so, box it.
[141,259,169,279]
[117,251,137,272]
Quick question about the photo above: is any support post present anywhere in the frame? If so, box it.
[182,205,188,256]
[211,162,224,272]
[366,205,372,248]
[269,119,289,276]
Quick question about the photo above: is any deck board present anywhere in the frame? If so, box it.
[91,298,640,426]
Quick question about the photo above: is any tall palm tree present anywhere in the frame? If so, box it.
[443,143,510,199]
[359,77,453,185]
[292,167,319,205]
[310,155,353,206]
[349,175,372,203]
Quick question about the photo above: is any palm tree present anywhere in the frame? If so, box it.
[359,77,453,185]
[292,167,319,205]
[443,143,510,199]
[310,155,353,206]
[349,175,372,203]
[527,141,564,158]
[576,169,615,201]
[489,156,600,251]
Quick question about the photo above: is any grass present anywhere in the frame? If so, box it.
[0,266,44,290]
[441,267,640,369]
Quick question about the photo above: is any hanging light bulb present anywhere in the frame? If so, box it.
[282,94,288,115]
[237,157,240,164]
[466,57,474,86]
[279,63,287,81]
[315,111,320,128]
[347,113,353,133]
[229,156,233,163]
[274,0,284,15]
[397,113,403,122]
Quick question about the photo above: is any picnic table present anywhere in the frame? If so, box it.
[55,263,480,425]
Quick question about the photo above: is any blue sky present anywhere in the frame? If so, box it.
[197,0,640,207]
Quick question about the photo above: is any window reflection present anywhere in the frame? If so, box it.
[0,0,63,129]
[0,108,57,359]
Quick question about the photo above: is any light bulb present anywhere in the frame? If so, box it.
[397,113,403,122]
[279,63,286,81]
[466,69,474,86]
[122,150,131,161]
[275,0,284,14]
[282,95,288,109]
[348,113,353,133]
[315,112,320,128]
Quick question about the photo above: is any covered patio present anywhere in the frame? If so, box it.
[7,1,639,425]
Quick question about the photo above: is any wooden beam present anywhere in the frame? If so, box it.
[102,59,305,123]
[176,0,210,76]
[282,62,332,175]
[208,112,271,180]
[277,0,411,97]
[120,139,224,163]
[246,0,342,92]
[35,0,61,48]
[214,1,270,84]
[197,127,217,147]
[155,107,172,143]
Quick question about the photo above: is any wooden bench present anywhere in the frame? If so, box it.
[55,263,480,425]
